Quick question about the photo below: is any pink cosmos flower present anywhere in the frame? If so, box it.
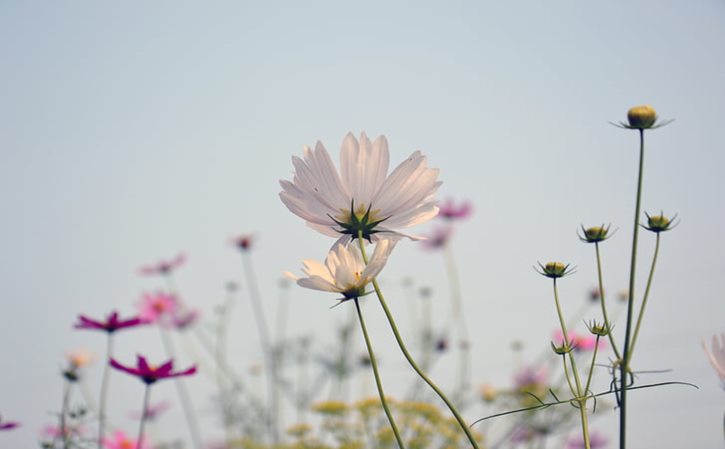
[421,225,454,250]
[137,292,178,324]
[138,253,186,276]
[75,311,146,333]
[40,424,85,439]
[0,415,19,431]
[110,355,196,384]
[437,198,472,220]
[102,430,152,449]
[565,431,608,449]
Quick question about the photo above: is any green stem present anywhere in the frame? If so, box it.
[98,334,115,449]
[552,279,590,449]
[594,243,622,361]
[353,297,406,449]
[136,384,152,449]
[620,128,645,449]
[584,336,601,395]
[578,401,592,449]
[357,233,480,449]
[560,355,577,397]
[628,232,660,361]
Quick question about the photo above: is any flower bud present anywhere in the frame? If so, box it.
[580,225,611,243]
[627,105,657,129]
[480,384,497,402]
[643,212,676,233]
[551,342,574,355]
[537,261,572,279]
[586,320,610,337]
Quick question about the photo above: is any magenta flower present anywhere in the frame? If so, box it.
[565,431,608,449]
[422,225,454,250]
[0,415,19,431]
[102,430,152,449]
[110,355,196,384]
[137,292,178,324]
[438,198,472,220]
[138,253,186,276]
[75,311,146,333]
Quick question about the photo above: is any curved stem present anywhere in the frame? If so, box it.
[97,334,115,448]
[620,128,646,449]
[594,243,621,361]
[136,384,152,449]
[353,297,406,449]
[628,232,661,361]
[357,234,480,449]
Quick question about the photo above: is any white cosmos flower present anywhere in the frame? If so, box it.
[279,132,441,246]
[702,333,725,384]
[286,239,395,300]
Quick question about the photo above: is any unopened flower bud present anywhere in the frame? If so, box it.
[580,225,611,243]
[538,261,572,279]
[586,320,610,337]
[480,384,497,402]
[643,212,676,233]
[551,342,574,355]
[627,105,657,129]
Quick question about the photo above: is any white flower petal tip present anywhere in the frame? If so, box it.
[287,239,396,300]
[279,133,441,242]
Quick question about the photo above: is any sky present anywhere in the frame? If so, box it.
[1,1,725,448]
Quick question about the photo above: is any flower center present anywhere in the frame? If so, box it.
[120,440,134,449]
[328,200,389,242]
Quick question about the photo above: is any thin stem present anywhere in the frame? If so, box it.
[160,329,204,449]
[356,233,480,449]
[553,279,590,449]
[584,336,601,395]
[444,244,472,403]
[240,251,279,444]
[59,379,73,449]
[628,232,661,361]
[136,384,152,449]
[620,128,646,449]
[594,242,622,361]
[98,334,115,449]
[353,297,406,449]
[560,355,578,398]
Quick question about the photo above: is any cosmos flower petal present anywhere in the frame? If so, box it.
[298,276,340,292]
[340,132,389,206]
[361,239,396,279]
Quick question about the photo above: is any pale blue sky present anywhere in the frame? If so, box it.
[1,1,724,448]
